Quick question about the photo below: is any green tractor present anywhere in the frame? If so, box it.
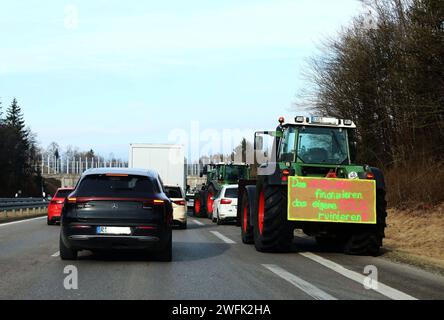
[194,163,249,219]
[238,116,387,256]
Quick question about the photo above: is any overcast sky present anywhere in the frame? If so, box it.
[0,0,363,161]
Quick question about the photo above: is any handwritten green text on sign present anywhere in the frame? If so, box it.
[287,177,376,224]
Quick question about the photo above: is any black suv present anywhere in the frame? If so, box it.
[60,168,173,261]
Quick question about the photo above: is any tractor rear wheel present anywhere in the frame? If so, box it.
[253,180,294,253]
[193,193,202,217]
[240,192,254,244]
[199,190,209,218]
[206,185,217,219]
[343,190,387,256]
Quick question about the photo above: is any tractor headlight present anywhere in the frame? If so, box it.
[348,172,359,180]
[295,116,305,123]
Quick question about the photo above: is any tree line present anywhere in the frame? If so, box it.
[300,0,443,167]
[0,98,125,197]
[299,0,443,205]
[0,98,41,197]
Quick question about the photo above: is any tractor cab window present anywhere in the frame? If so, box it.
[225,166,245,180]
[279,126,297,162]
[297,127,349,165]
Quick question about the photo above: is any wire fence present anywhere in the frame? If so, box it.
[36,156,204,177]
[36,156,128,175]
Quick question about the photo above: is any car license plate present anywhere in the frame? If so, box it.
[96,226,131,235]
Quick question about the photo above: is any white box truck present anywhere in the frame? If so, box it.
[128,144,186,191]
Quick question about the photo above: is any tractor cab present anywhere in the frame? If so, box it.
[204,163,249,185]
[254,116,370,179]
[278,116,357,165]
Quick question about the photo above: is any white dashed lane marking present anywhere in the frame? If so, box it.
[192,219,205,226]
[0,216,46,228]
[299,252,418,300]
[263,264,337,300]
[210,231,236,244]
[51,251,60,257]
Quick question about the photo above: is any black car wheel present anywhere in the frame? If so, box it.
[59,233,78,260]
[155,234,172,262]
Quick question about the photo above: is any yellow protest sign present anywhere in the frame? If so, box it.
[287,176,376,224]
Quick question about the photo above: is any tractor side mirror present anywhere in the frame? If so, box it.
[255,136,264,151]
[200,165,208,177]
[350,141,357,163]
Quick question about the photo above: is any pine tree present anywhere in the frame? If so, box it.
[6,98,26,132]
[0,99,3,125]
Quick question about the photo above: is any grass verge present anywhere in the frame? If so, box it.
[383,203,444,275]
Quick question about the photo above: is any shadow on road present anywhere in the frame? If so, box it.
[172,242,231,262]
[75,242,231,263]
[181,223,213,230]
[292,235,387,257]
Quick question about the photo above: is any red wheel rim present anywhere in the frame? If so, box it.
[195,199,201,214]
[243,204,248,233]
[207,192,214,214]
[258,191,265,235]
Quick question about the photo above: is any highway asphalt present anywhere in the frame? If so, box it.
[0,213,444,300]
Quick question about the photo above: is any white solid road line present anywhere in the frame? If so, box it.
[263,264,337,300]
[210,231,236,244]
[51,251,60,257]
[300,252,418,300]
[0,216,46,228]
[192,219,205,226]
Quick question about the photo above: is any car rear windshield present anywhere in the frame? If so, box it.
[225,188,238,198]
[165,186,182,198]
[76,175,159,198]
[54,190,73,199]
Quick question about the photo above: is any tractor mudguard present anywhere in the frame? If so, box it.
[237,179,257,225]
[258,162,282,186]
[244,185,257,229]
[370,167,386,190]
[208,182,222,193]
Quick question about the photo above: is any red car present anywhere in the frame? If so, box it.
[47,188,74,225]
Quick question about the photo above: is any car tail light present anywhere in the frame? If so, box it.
[142,199,165,209]
[220,199,232,205]
[282,169,290,182]
[173,200,186,206]
[326,171,337,179]
[70,225,91,229]
[136,226,156,230]
[67,197,77,204]
[366,172,375,180]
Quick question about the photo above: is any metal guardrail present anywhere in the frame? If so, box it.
[0,198,49,210]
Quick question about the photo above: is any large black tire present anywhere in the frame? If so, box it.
[253,180,294,253]
[216,213,223,225]
[343,190,387,256]
[240,190,254,244]
[193,192,203,218]
[206,184,218,219]
[315,236,346,252]
[155,234,172,262]
[59,233,78,260]
[199,190,209,218]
